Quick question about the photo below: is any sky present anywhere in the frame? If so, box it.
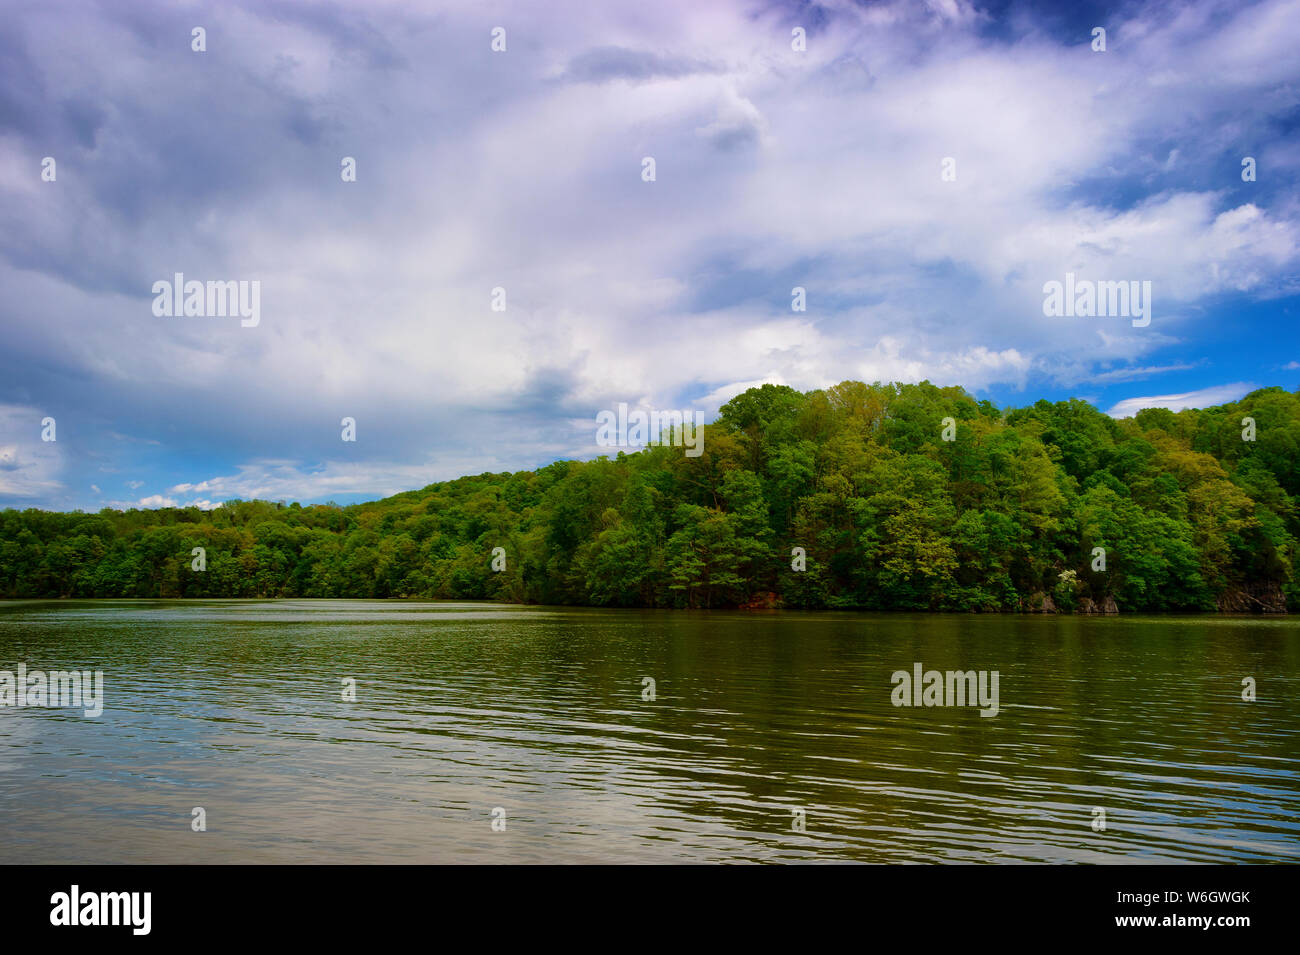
[0,0,1297,511]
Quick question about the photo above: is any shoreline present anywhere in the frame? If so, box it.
[0,595,1291,617]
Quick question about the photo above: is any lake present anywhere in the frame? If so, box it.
[1,600,1297,863]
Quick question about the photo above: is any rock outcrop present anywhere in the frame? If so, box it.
[1023,592,1058,613]
[1215,583,1287,614]
[1076,596,1119,615]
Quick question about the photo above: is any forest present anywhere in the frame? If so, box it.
[2,381,1297,612]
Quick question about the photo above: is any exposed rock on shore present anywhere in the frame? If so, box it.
[1215,583,1288,614]
[1024,592,1058,613]
[1076,596,1119,615]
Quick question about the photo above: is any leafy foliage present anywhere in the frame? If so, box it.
[3,382,1297,612]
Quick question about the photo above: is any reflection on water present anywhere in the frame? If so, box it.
[0,600,1297,863]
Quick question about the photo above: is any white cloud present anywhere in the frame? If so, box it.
[1,0,1297,508]
[0,405,63,499]
[1106,382,1255,418]
[167,456,509,504]
[1091,362,1200,383]
[136,495,178,509]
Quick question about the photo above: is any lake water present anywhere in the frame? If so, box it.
[1,600,1297,863]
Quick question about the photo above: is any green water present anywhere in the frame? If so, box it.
[0,600,1296,863]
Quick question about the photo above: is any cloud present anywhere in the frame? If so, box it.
[167,456,511,504]
[136,494,177,508]
[695,87,768,151]
[103,495,222,511]
[559,46,722,84]
[1106,382,1256,419]
[697,376,789,409]
[0,0,1297,508]
[0,405,63,499]
[1090,362,1202,383]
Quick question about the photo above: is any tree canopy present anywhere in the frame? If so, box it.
[3,381,1296,613]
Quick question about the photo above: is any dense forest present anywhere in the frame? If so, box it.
[2,381,1298,612]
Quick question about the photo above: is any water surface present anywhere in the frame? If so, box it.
[0,600,1296,863]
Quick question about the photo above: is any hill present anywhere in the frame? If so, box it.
[2,381,1297,612]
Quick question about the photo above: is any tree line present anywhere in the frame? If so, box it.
[2,381,1297,612]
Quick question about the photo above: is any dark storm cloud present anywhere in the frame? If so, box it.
[561,46,723,84]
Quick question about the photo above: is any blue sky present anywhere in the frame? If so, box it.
[1,0,1297,511]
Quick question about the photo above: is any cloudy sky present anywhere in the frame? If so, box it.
[1,0,1297,511]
